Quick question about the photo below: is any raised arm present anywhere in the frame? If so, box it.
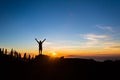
[42,38,46,43]
[35,38,39,43]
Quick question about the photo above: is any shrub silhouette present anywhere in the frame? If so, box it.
[0,48,120,80]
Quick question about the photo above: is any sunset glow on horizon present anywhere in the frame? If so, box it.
[0,0,120,60]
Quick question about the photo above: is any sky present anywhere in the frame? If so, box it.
[0,0,120,60]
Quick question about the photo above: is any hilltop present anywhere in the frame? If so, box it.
[0,48,120,80]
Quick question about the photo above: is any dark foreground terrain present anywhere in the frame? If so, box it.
[0,49,120,80]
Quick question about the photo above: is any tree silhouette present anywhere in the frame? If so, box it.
[14,50,18,58]
[23,53,27,60]
[5,49,7,54]
[18,53,21,59]
[0,48,1,54]
[2,48,4,54]
[28,54,31,60]
[10,48,13,56]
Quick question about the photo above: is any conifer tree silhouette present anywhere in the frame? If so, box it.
[0,48,1,54]
[2,48,4,54]
[10,48,13,56]
[18,53,21,59]
[14,50,18,58]
[23,53,27,60]
[28,54,31,60]
[5,49,7,54]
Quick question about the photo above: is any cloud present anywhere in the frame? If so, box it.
[103,42,120,49]
[96,25,114,32]
[44,41,53,45]
[110,46,120,48]
[44,40,80,51]
[84,34,108,41]
[81,34,109,48]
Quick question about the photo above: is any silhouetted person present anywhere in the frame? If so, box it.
[35,38,46,55]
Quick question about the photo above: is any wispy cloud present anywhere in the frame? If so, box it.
[110,46,120,48]
[96,25,114,32]
[81,34,109,48]
[44,40,80,52]
[84,34,108,41]
[45,33,120,53]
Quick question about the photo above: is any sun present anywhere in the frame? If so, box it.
[52,52,56,56]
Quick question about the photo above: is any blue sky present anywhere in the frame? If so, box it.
[0,0,120,57]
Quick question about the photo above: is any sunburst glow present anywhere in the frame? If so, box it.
[52,52,56,56]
